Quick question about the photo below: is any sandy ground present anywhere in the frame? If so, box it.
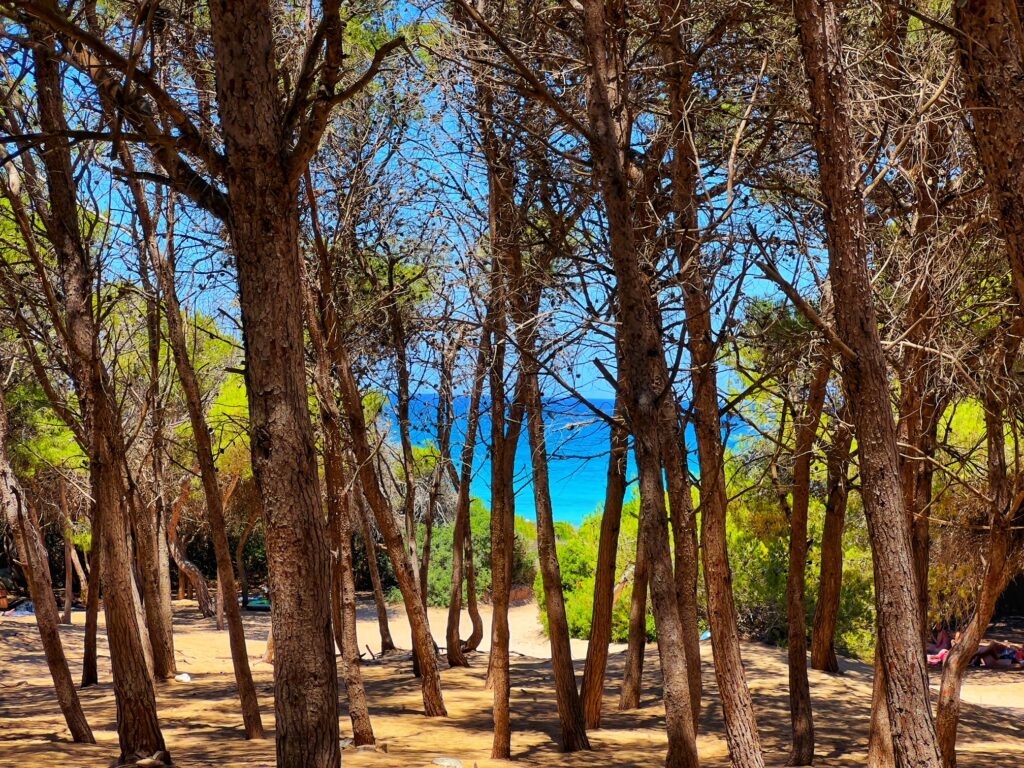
[2,598,1023,767]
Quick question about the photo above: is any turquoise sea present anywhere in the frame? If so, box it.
[395,395,629,526]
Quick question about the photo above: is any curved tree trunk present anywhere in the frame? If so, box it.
[167,477,215,619]
[581,400,627,728]
[446,337,487,667]
[935,397,1017,767]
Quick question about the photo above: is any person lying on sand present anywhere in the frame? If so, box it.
[971,641,1024,670]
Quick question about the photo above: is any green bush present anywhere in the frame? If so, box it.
[534,497,656,642]
[403,498,537,607]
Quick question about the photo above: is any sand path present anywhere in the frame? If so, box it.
[1,599,1022,767]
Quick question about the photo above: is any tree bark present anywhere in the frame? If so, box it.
[446,337,488,667]
[581,399,627,729]
[619,521,649,712]
[782,359,830,764]
[792,0,942,763]
[954,0,1024,308]
[30,35,166,760]
[934,396,1017,767]
[0,394,94,743]
[811,413,853,673]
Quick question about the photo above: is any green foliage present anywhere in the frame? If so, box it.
[533,496,656,642]
[398,498,538,607]
[724,455,877,660]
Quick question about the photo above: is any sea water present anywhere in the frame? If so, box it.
[389,395,628,526]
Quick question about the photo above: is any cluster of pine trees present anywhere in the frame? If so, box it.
[1,1,1023,767]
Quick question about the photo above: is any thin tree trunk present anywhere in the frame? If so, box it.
[934,396,1017,767]
[581,399,627,728]
[0,396,94,743]
[62,483,73,625]
[521,357,591,751]
[463,518,485,652]
[792,0,942,762]
[355,489,396,654]
[619,521,649,711]
[333,322,446,716]
[661,402,703,731]
[446,338,487,667]
[299,221,375,745]
[81,524,101,688]
[235,506,259,609]
[811,413,853,673]
[782,359,830,764]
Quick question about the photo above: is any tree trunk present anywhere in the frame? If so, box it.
[332,488,376,746]
[127,484,177,680]
[619,521,649,711]
[235,506,260,609]
[167,478,215,619]
[581,399,627,728]
[332,330,446,716]
[782,359,830,764]
[355,490,396,654]
[0,396,94,743]
[446,338,488,666]
[792,0,942,763]
[811,413,853,673]
[300,225,375,746]
[661,400,703,730]
[578,7,701,765]
[62,506,74,625]
[935,397,1017,767]
[81,526,101,688]
[205,4,342,763]
[521,356,591,751]
[31,36,166,760]
[954,0,1024,309]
